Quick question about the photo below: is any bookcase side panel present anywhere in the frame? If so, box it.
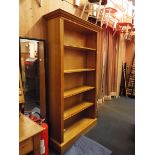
[47,18,64,143]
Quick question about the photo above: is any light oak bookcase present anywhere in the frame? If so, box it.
[44,9,101,153]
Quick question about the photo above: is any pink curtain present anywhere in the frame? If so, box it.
[97,27,118,101]
[97,28,107,101]
[104,28,118,96]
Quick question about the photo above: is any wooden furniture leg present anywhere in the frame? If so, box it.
[80,0,88,18]
[33,134,41,155]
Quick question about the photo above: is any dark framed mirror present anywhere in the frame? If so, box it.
[19,37,46,119]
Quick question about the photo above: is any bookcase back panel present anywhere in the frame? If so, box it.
[64,73,85,90]
[83,105,96,118]
[64,19,96,34]
[64,108,95,129]
[64,113,83,129]
[64,72,96,90]
[83,90,96,103]
[86,52,96,69]
[64,21,97,49]
[64,50,87,70]
[64,94,84,110]
[64,50,96,70]
[85,72,96,87]
[86,33,97,49]
[64,30,87,47]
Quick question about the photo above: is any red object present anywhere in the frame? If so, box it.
[28,113,48,155]
[105,7,117,13]
[24,61,32,65]
[40,122,48,155]
[117,22,133,27]
[29,114,38,122]
[116,22,133,33]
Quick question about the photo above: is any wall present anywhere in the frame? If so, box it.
[19,0,86,39]
[20,0,133,99]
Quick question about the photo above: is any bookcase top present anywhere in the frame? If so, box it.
[43,9,102,32]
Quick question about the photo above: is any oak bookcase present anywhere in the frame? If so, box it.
[44,9,101,153]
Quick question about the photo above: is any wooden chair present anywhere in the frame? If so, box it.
[80,0,118,28]
[80,0,102,21]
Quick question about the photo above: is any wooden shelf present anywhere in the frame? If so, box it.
[64,102,94,120]
[64,68,95,73]
[64,44,96,52]
[64,118,97,145]
[64,86,95,98]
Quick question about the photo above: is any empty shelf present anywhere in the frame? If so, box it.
[64,44,96,51]
[64,86,95,98]
[64,118,97,145]
[64,102,94,120]
[64,68,95,73]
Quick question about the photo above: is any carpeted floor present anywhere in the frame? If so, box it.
[85,96,135,155]
[49,96,135,155]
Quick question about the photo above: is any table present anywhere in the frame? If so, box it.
[19,114,44,155]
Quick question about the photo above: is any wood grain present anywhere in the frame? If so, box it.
[64,118,97,146]
[64,86,95,98]
[64,73,85,90]
[44,9,101,32]
[64,49,87,70]
[19,138,33,155]
[64,72,96,90]
[19,0,47,39]
[64,49,96,70]
[19,0,82,39]
[64,44,96,51]
[50,117,96,153]
[33,134,41,155]
[47,17,64,143]
[19,114,43,143]
[45,9,99,153]
[64,19,98,49]
[64,68,95,73]
[64,94,83,110]
[64,102,94,120]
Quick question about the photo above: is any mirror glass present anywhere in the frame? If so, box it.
[19,38,46,117]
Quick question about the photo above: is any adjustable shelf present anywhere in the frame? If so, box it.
[64,68,95,73]
[64,102,94,120]
[64,44,96,52]
[64,86,95,98]
[63,118,97,148]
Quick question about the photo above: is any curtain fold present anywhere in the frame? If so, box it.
[116,34,126,96]
[103,28,118,97]
[97,27,119,103]
[97,28,107,102]
[111,35,117,93]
